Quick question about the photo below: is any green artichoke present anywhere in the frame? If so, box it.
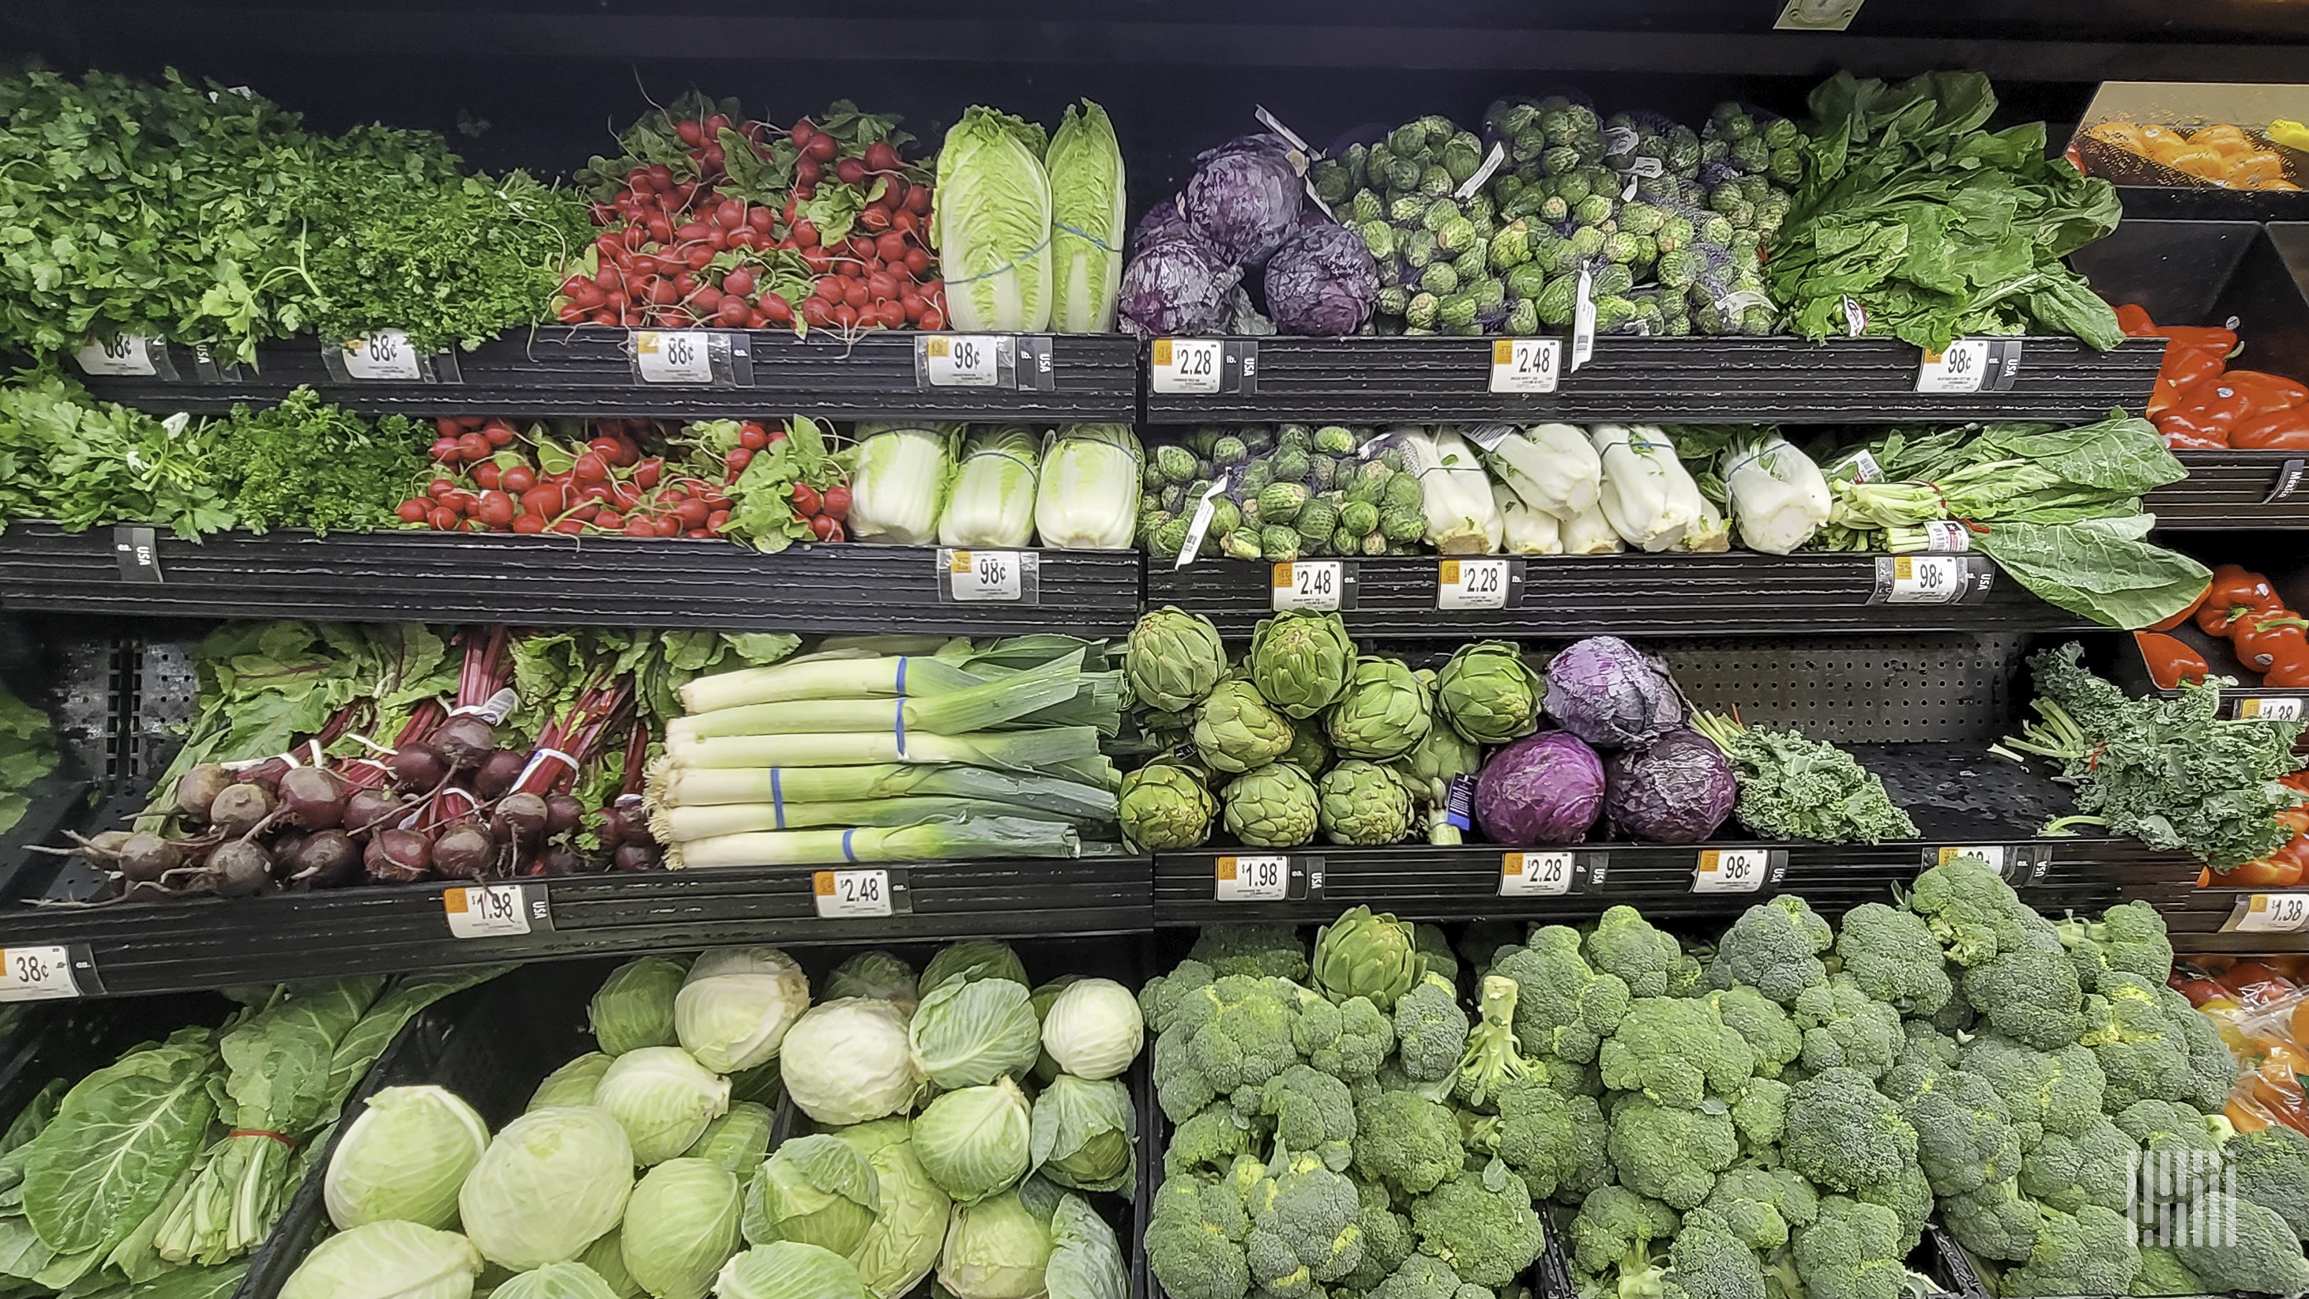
[1324,656,1432,761]
[1125,606,1226,713]
[1309,903,1425,1008]
[1315,760,1414,849]
[1391,715,1482,846]
[1282,727,1332,777]
[1435,641,1545,745]
[1117,763,1215,851]
[1221,763,1321,849]
[1191,680,1294,775]
[1246,611,1356,719]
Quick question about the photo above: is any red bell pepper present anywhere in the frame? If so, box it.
[2221,369,2309,416]
[2115,302,2158,337]
[2151,345,2229,415]
[2232,408,2309,450]
[2134,631,2211,689]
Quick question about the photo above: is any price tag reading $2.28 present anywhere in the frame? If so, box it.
[1499,852,1574,897]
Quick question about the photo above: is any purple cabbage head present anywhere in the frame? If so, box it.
[1117,235,1243,340]
[1132,195,1195,251]
[1263,223,1380,337]
[1184,134,1304,270]
[1475,731,1606,847]
[1603,728,1737,843]
[1543,636,1685,749]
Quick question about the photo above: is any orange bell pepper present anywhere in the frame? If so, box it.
[2161,325,2241,355]
[2231,407,2309,450]
[2229,1097,2275,1134]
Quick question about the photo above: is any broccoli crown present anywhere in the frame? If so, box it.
[2003,1205,2142,1298]
[1833,903,1955,1017]
[1789,1196,1910,1299]
[1587,905,1689,999]
[1897,1019,1962,1072]
[1245,1146,1367,1291]
[1609,1093,1742,1210]
[1904,855,2033,968]
[1877,1059,2023,1198]
[2017,1115,2138,1215]
[1259,1064,1358,1173]
[1396,971,1473,1083]
[1707,985,1803,1079]
[2130,1246,2205,1297]
[1351,1088,1463,1196]
[1569,1184,1683,1279]
[1368,1254,1469,1299]
[1961,934,2086,1052]
[1710,897,1834,1007]
[1194,924,1315,983]
[1852,1163,1932,1256]
[2055,901,2173,994]
[1345,1180,1417,1292]
[1729,1076,1791,1152]
[1493,1073,1611,1203]
[2110,1099,2233,1203]
[2228,1124,2309,1243]
[1413,924,1461,985]
[1792,975,1904,1081]
[1457,974,1534,1109]
[1960,1032,2107,1143]
[1169,1102,1257,1179]
[1290,983,1392,1082]
[1705,1167,1819,1253]
[2161,985,2241,1111]
[1781,1068,1919,1194]
[1938,1179,2043,1265]
[1663,1208,1769,1299]
[2169,1193,2309,1297]
[1409,1161,1550,1288]
[1495,928,1632,1064]
[1601,996,1758,1108]
[1144,959,1220,1034]
[1148,1169,1255,1299]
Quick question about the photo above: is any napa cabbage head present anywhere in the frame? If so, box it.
[325,1084,490,1230]
[1045,100,1125,334]
[280,1220,484,1299]
[938,426,1041,549]
[1033,425,1141,551]
[935,107,1054,332]
[845,423,960,546]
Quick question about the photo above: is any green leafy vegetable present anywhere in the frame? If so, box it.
[214,388,430,536]
[1689,713,1917,844]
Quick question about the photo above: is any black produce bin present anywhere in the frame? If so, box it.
[2074,220,2309,528]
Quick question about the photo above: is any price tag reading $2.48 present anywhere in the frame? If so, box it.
[814,870,893,918]
[1272,561,1344,612]
[1488,339,1560,394]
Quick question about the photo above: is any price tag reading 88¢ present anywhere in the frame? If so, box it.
[1694,849,1771,894]
[815,870,893,919]
[921,335,1001,387]
[635,331,715,384]
[1499,852,1575,897]
[946,549,1024,601]
[1216,855,1288,902]
[443,884,531,939]
[0,946,78,1001]
[75,336,158,377]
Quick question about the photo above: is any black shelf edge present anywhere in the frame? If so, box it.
[0,857,1154,997]
[1140,335,2162,425]
[2162,885,2309,954]
[1147,553,2095,638]
[2147,451,2309,529]
[75,328,1140,422]
[0,525,1143,637]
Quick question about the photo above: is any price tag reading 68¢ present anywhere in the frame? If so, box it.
[1216,855,1289,902]
[338,330,422,381]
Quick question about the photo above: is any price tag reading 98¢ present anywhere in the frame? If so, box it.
[1216,855,1288,902]
[1876,555,1965,605]
[1694,849,1772,894]
[815,870,893,919]
[1915,339,1993,394]
[1272,562,1343,612]
[2233,893,2309,934]
[921,335,1001,387]
[1488,339,1561,394]
[1151,339,1223,395]
[947,550,1023,601]
[1500,853,1574,897]
[1438,559,1511,610]
[0,946,78,1001]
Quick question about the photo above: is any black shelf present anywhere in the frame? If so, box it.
[75,328,1141,423]
[2164,885,2309,954]
[1141,336,2162,425]
[2149,452,2309,530]
[0,525,1143,637]
[1146,553,2092,638]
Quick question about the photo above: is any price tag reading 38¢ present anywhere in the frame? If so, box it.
[946,549,1025,601]
[1488,339,1561,394]
[1500,852,1575,898]
[2230,893,2309,934]
[339,330,422,381]
[1216,855,1290,901]
[1694,849,1773,894]
[815,870,893,918]
[0,946,78,1001]
[443,884,537,939]
[920,335,1002,387]
[635,331,716,384]
[1438,558,1514,610]
[1151,339,1223,395]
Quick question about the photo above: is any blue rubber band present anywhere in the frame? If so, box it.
[896,656,908,697]
[841,828,857,863]
[770,769,784,830]
[894,696,907,756]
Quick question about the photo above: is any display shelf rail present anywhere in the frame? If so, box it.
[72,328,1142,423]
[0,525,1143,637]
[1139,335,2162,426]
[2161,884,2309,955]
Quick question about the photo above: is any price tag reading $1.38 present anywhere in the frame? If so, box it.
[0,946,78,1001]
[443,884,533,939]
[1215,855,1289,902]
[635,331,716,384]
[946,549,1024,601]
[814,869,893,918]
[1499,852,1575,897]
[2236,697,2304,721]
[1488,339,1561,394]
[2232,893,2309,934]
[1694,849,1771,894]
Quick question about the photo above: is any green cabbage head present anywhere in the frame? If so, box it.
[912,1078,1032,1204]
[832,1120,951,1299]
[937,1190,1051,1299]
[280,1220,484,1299]
[325,1084,490,1231]
[493,1263,620,1299]
[715,1242,866,1299]
[458,1107,634,1270]
[590,956,688,1055]
[621,1158,742,1299]
[742,1133,881,1256]
[595,1046,731,1166]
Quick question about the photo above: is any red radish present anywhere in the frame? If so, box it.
[502,465,537,494]
[820,486,851,520]
[430,436,462,462]
[726,447,755,472]
[810,514,837,541]
[835,158,866,186]
[625,518,657,538]
[859,206,890,233]
[864,141,901,173]
[428,507,460,531]
[595,509,624,530]
[723,268,756,298]
[739,425,768,451]
[792,219,819,248]
[717,296,749,325]
[474,462,502,490]
[634,459,663,490]
[805,134,836,162]
[791,483,823,514]
[397,499,431,523]
[476,492,516,527]
[511,514,546,534]
[427,478,458,499]
[573,452,609,483]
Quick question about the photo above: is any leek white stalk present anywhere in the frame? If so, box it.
[938,426,1042,548]
[848,422,960,545]
[1485,422,1602,520]
[1558,495,1625,553]
[667,654,1082,743]
[1395,425,1503,554]
[1034,425,1142,549]
[666,816,1082,870]
[655,797,1098,843]
[1721,432,1832,554]
[681,656,984,716]
[663,727,1102,775]
[647,763,1118,820]
[1493,480,1563,555]
[1591,424,1700,552]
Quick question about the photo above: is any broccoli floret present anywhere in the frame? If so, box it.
[1157,974,1301,1122]
[1833,903,1955,1017]
[1144,959,1220,1033]
[1287,983,1392,1083]
[1904,855,2034,967]
[2055,901,2173,993]
[1587,905,1689,998]
[2156,982,2240,1112]
[2016,1116,2138,1214]
[1194,925,1314,982]
[1602,997,1758,1109]
[1708,985,1803,1080]
[1792,975,1904,1081]
[1244,1144,1366,1295]
[2110,1099,2233,1203]
[1260,1064,1358,1173]
[2229,1124,2309,1241]
[1535,1052,1605,1099]
[1938,1179,2043,1264]
[1409,1160,1550,1288]
[1961,1032,2107,1144]
[1729,1077,1792,1151]
[1457,974,1534,1108]
[2002,1205,2142,1298]
[2169,1193,2309,1297]
[1790,1196,1914,1299]
[1396,972,1472,1083]
[1609,1093,1741,1210]
[1369,1254,1474,1299]
[1878,1059,2023,1198]
[1494,928,1632,1064]
[1704,1167,1820,1252]
[1351,1088,1463,1195]
[1897,1020,1961,1072]
[1569,1185,1682,1286]
[1148,1169,1255,1299]
[1782,1068,1918,1194]
[1345,1180,1417,1291]
[1493,1072,1611,1203]
[1169,1102,1257,1178]
[2130,1246,2205,1296]
[1663,1208,1769,1299]
[1852,1163,1932,1256]
[1415,923,1461,985]
[1711,897,1834,1006]
[1962,932,2086,1051]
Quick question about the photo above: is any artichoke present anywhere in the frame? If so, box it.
[1435,641,1545,745]
[1116,763,1215,851]
[1125,607,1225,713]
[1246,611,1356,720]
[1324,656,1432,761]
[1191,680,1294,775]
[1391,714,1482,846]
[1315,760,1415,849]
[1309,903,1425,1008]
[1281,727,1332,777]
[1221,763,1321,849]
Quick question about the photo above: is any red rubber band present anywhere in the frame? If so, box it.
[229,1128,295,1147]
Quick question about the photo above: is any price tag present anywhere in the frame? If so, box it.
[1874,555,1967,604]
[1438,558,1516,610]
[814,869,893,918]
[919,335,1003,387]
[1694,849,1774,894]
[1151,338,1224,394]
[443,883,544,939]
[1570,267,1597,371]
[1840,296,1869,337]
[1216,855,1290,902]
[2235,696,2304,720]
[2230,893,2309,933]
[0,946,79,1002]
[1936,845,2009,869]
[1500,852,1575,897]
[1916,338,2023,394]
[1272,561,1351,612]
[75,336,159,377]
[1488,339,1561,394]
[338,330,423,381]
[635,331,717,384]
[944,549,1026,601]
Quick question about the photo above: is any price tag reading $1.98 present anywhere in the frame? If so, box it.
[1499,852,1575,897]
[814,869,893,918]
[443,884,532,939]
[946,549,1024,601]
[1215,855,1289,902]
[0,946,78,1001]
[1693,849,1771,894]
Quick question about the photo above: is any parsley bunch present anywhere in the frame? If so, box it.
[0,374,235,538]
[213,387,431,535]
